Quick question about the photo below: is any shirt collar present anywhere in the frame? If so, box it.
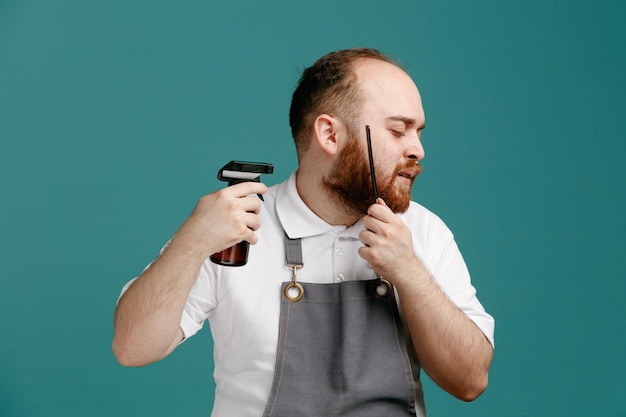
[277,171,365,239]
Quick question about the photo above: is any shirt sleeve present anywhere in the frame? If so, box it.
[117,243,219,343]
[179,259,219,340]
[407,205,495,348]
[431,234,495,348]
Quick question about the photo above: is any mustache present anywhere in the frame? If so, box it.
[395,160,423,178]
[414,162,423,176]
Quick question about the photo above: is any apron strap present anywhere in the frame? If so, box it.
[283,234,304,302]
[282,234,392,300]
[284,234,303,268]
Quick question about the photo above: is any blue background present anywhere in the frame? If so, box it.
[1,1,625,416]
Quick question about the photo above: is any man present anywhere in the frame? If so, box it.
[113,48,495,417]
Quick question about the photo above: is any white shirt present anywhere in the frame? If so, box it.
[122,170,495,417]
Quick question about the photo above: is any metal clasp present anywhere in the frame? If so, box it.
[284,262,304,302]
[374,277,393,298]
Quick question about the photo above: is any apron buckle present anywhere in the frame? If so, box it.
[284,263,304,302]
[375,277,394,298]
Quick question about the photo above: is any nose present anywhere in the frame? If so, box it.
[405,134,425,162]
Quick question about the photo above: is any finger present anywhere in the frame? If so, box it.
[357,243,383,273]
[362,214,383,235]
[232,218,260,245]
[229,181,268,198]
[367,200,395,223]
[244,211,262,232]
[246,230,259,245]
[358,228,376,247]
[239,194,264,214]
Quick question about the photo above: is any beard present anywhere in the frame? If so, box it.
[323,137,422,217]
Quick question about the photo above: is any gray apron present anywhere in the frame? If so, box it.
[262,236,417,417]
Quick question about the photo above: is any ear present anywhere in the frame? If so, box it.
[313,114,341,156]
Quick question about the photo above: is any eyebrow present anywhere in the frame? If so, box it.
[386,115,426,130]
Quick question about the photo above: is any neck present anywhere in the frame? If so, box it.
[295,169,361,227]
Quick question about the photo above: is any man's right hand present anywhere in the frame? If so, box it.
[112,181,268,367]
[177,181,269,259]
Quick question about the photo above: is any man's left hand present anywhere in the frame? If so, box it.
[358,198,419,283]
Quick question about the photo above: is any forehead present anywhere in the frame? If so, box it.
[353,58,424,123]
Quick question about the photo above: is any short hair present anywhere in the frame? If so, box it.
[289,48,400,159]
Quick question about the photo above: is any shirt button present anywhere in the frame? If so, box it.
[335,248,343,256]
[336,274,345,282]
